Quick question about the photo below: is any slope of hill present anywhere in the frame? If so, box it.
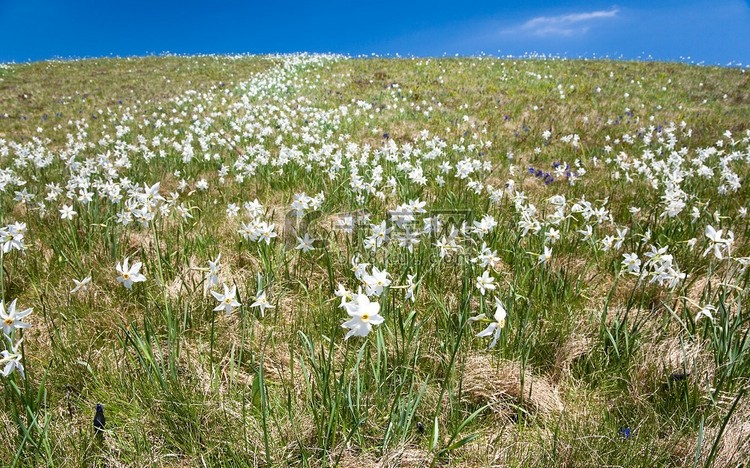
[0,54,748,466]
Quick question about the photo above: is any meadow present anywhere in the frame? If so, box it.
[0,53,749,467]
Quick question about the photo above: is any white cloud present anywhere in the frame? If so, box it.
[507,7,620,37]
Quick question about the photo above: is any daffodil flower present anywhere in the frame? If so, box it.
[211,284,241,315]
[0,336,24,378]
[295,233,316,253]
[363,266,391,297]
[475,270,496,295]
[695,304,716,322]
[250,291,274,317]
[70,276,92,294]
[472,298,507,348]
[60,205,76,220]
[0,299,32,337]
[116,257,146,290]
[341,291,384,339]
[206,253,222,289]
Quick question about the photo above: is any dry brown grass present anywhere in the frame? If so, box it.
[165,255,204,300]
[322,444,433,468]
[124,228,163,256]
[631,334,715,401]
[379,445,432,467]
[695,399,750,466]
[553,332,594,381]
[332,447,378,468]
[462,354,564,418]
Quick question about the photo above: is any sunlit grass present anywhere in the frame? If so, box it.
[0,54,748,466]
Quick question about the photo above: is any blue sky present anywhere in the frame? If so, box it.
[1,0,749,65]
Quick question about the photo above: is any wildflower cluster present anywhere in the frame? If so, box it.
[0,52,749,465]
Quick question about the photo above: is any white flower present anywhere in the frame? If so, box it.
[695,305,716,322]
[295,233,316,253]
[703,225,725,259]
[116,257,146,290]
[258,222,278,245]
[244,199,264,218]
[336,216,354,234]
[226,203,240,218]
[405,274,416,303]
[70,276,92,294]
[614,227,628,250]
[211,284,241,315]
[473,298,507,348]
[702,225,734,260]
[0,299,32,336]
[0,336,24,379]
[60,205,76,220]
[350,255,370,281]
[335,283,354,308]
[473,243,500,269]
[206,253,222,289]
[578,225,593,241]
[538,245,552,266]
[0,223,26,253]
[476,270,496,295]
[622,252,641,275]
[341,291,384,340]
[363,266,391,297]
[176,203,194,222]
[250,291,274,317]
[545,227,560,244]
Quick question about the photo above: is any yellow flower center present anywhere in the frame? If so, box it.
[123,273,130,280]
[361,313,370,321]
[4,318,13,326]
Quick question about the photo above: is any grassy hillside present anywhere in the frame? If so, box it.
[0,54,749,466]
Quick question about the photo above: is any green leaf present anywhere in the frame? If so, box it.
[251,373,262,410]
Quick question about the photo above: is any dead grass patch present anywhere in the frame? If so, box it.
[463,354,563,417]
[379,445,432,467]
[693,399,750,466]
[632,334,715,399]
[553,332,594,381]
